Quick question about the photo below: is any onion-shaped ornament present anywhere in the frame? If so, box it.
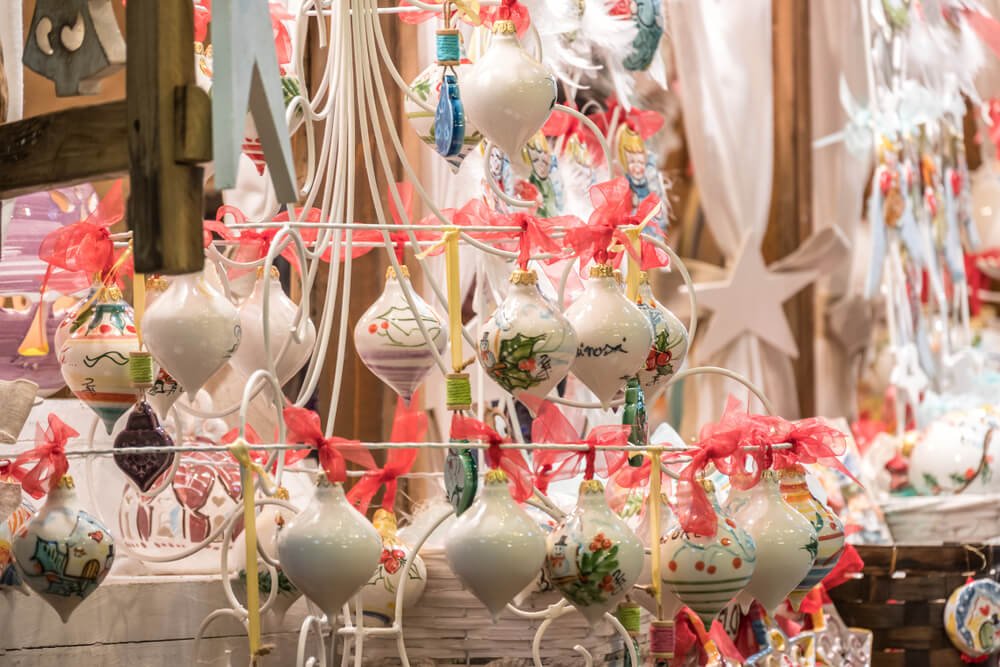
[358,509,427,627]
[276,475,382,619]
[142,272,241,398]
[446,469,546,621]
[635,272,688,400]
[564,264,654,407]
[13,476,115,622]
[143,276,183,417]
[231,267,316,386]
[53,282,98,355]
[58,285,138,433]
[354,266,447,402]
[479,269,577,399]
[545,479,643,625]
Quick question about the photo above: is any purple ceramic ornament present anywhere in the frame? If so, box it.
[113,401,175,493]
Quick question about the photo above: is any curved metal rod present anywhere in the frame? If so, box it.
[553,104,613,168]
[297,614,330,667]
[664,365,775,416]
[483,140,541,209]
[193,608,247,665]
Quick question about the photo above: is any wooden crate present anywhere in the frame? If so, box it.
[828,544,1000,667]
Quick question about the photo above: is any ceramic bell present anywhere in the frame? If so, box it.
[635,272,688,401]
[354,266,447,402]
[358,509,427,627]
[730,471,817,614]
[143,276,183,417]
[564,264,654,407]
[231,267,317,386]
[660,480,757,625]
[462,19,557,158]
[142,271,242,398]
[544,479,643,625]
[58,285,139,434]
[276,476,382,619]
[479,269,578,399]
[12,476,115,622]
[446,469,547,621]
[405,60,484,172]
[779,466,845,610]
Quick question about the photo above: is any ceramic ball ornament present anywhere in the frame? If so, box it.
[635,272,688,401]
[564,264,654,407]
[276,475,382,620]
[358,509,427,627]
[446,469,547,621]
[231,267,317,386]
[462,19,557,159]
[142,271,242,398]
[12,476,115,622]
[479,269,578,399]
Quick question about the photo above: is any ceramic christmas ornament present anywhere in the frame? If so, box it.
[406,60,483,172]
[52,282,98,356]
[142,271,242,398]
[354,266,447,402]
[479,269,578,399]
[113,400,175,493]
[143,277,183,417]
[635,272,688,400]
[0,497,34,590]
[944,578,1000,658]
[908,408,1000,495]
[231,266,316,386]
[58,285,139,433]
[358,509,427,627]
[564,264,654,407]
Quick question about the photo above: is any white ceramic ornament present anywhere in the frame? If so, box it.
[142,272,241,398]
[462,19,557,159]
[564,264,654,407]
[358,509,427,627]
[908,408,1000,495]
[479,269,578,399]
[142,276,183,418]
[231,267,316,386]
[57,285,139,434]
[405,60,484,172]
[545,479,643,625]
[354,266,447,402]
[276,476,382,619]
[53,282,98,354]
[730,471,817,614]
[635,273,688,400]
[446,469,547,621]
[12,476,115,622]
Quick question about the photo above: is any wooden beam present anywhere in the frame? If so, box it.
[765,0,814,416]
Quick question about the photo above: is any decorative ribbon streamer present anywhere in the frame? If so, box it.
[588,95,665,141]
[10,414,77,499]
[283,406,376,483]
[449,414,534,501]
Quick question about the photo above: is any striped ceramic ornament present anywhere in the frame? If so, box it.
[779,465,845,610]
[660,480,757,626]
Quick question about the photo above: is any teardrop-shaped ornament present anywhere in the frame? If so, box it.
[142,276,183,417]
[435,72,466,158]
[635,273,688,401]
[113,400,175,493]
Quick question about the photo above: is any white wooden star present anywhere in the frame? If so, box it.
[690,233,817,360]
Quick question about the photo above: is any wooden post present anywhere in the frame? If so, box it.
[765,0,814,417]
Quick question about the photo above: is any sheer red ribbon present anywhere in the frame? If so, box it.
[480,0,531,37]
[220,424,268,466]
[673,610,746,665]
[452,200,575,269]
[193,1,211,43]
[449,413,534,502]
[773,417,861,486]
[283,406,376,484]
[588,96,665,141]
[10,414,77,499]
[269,3,293,67]
[542,103,605,165]
[205,206,328,274]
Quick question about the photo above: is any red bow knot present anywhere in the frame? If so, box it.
[11,414,78,499]
[283,407,376,484]
[450,414,534,502]
[588,96,665,141]
[481,0,531,37]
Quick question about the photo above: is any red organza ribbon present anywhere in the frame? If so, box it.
[270,2,293,66]
[966,248,1000,316]
[673,610,745,665]
[193,1,211,43]
[542,103,605,165]
[10,414,77,499]
[588,96,665,140]
[774,417,861,486]
[283,406,376,483]
[450,413,534,502]
[205,206,328,274]
[480,0,531,37]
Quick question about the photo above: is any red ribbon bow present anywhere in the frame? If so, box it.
[193,1,211,44]
[542,103,605,166]
[480,0,531,37]
[588,96,665,141]
[10,414,78,499]
[449,413,534,502]
[283,406,376,484]
[774,417,861,486]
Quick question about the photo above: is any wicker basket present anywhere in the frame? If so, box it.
[881,495,1000,544]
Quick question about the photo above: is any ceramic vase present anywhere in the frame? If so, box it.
[908,407,1000,495]
[12,476,115,622]
[231,267,317,386]
[635,273,688,401]
[142,271,242,398]
[779,466,845,610]
[730,471,817,613]
[564,264,654,407]
[358,509,427,627]
[354,266,447,402]
[405,60,484,172]
[660,481,757,625]
[58,285,139,434]
[462,19,557,159]
[143,276,183,418]
[479,269,578,400]
[276,476,382,619]
[544,479,643,625]
[445,469,547,621]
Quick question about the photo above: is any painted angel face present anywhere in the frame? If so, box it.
[625,148,646,181]
[489,146,505,176]
[527,144,552,179]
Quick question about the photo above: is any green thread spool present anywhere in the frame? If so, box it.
[129,352,155,389]
[436,30,461,66]
[446,373,472,411]
[616,601,642,636]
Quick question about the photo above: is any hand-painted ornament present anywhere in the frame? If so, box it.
[0,497,35,591]
[53,283,98,356]
[142,272,242,398]
[479,269,578,399]
[445,444,478,516]
[406,61,483,172]
[276,476,382,619]
[779,466,845,611]
[463,19,557,158]
[523,132,563,218]
[446,469,547,621]
[615,0,664,72]
[908,408,1000,495]
[635,272,688,400]
[545,479,643,625]
[142,277,183,417]
[564,264,654,407]
[354,266,447,402]
[660,480,757,625]
[435,73,465,158]
[113,401,175,493]
[13,476,115,621]
[58,286,138,434]
[945,578,1000,658]
[231,267,316,386]
[359,509,427,627]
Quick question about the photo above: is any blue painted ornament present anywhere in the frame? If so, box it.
[435,73,466,158]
